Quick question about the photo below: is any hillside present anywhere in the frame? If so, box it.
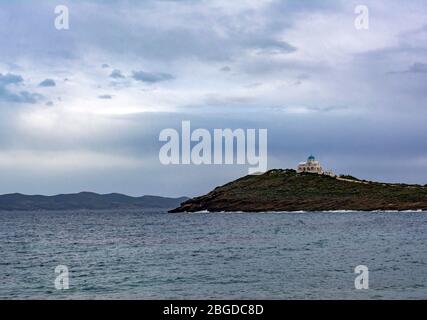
[170,169,427,212]
[0,192,188,211]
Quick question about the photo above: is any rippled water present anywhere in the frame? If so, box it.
[0,210,426,299]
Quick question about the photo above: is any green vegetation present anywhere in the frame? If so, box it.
[171,169,427,212]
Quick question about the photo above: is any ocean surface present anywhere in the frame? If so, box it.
[0,210,426,299]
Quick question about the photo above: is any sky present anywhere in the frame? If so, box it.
[1,0,427,197]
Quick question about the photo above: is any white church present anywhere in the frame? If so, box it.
[297,155,335,177]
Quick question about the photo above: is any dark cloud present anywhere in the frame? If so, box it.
[102,63,110,68]
[110,69,125,79]
[406,62,427,73]
[39,79,56,87]
[388,62,427,74]
[0,88,43,104]
[98,94,112,99]
[0,73,23,86]
[0,73,42,104]
[132,70,174,83]
[251,39,297,55]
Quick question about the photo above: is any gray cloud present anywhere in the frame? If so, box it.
[406,62,427,73]
[98,94,112,99]
[110,69,125,79]
[0,88,43,104]
[387,62,427,74]
[251,39,297,55]
[0,73,42,104]
[132,70,174,83]
[0,73,23,86]
[39,78,56,87]
[2,110,426,197]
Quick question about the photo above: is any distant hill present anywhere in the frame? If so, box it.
[0,192,189,211]
[170,169,427,212]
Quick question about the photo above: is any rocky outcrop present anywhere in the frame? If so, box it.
[170,169,427,212]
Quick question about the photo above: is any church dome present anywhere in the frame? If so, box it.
[307,155,315,161]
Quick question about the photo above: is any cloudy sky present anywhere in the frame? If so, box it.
[1,0,427,197]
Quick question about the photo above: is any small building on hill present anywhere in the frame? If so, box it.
[297,155,335,176]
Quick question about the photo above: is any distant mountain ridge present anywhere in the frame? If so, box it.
[0,192,189,211]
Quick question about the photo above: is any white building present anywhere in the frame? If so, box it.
[297,155,335,176]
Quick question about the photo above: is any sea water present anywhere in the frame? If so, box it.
[0,210,426,299]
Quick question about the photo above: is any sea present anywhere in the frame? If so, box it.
[0,210,426,299]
